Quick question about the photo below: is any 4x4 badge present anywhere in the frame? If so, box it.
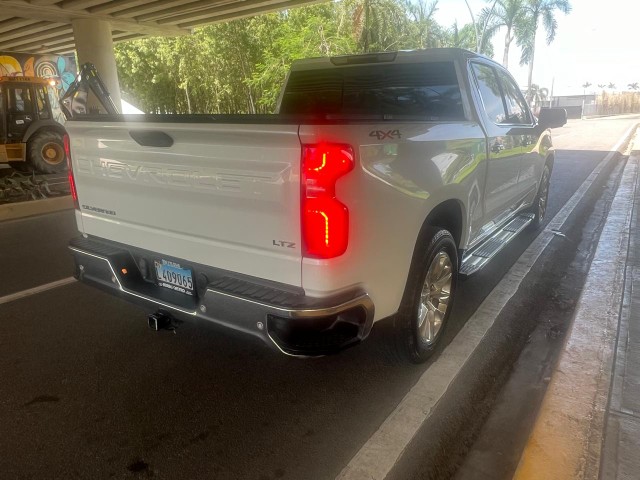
[369,129,401,140]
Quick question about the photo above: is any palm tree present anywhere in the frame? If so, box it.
[529,83,549,110]
[352,0,408,53]
[444,21,479,51]
[464,0,499,54]
[518,0,571,99]
[607,82,616,90]
[582,81,591,101]
[406,0,442,49]
[478,0,526,68]
[628,82,639,91]
[598,83,606,90]
[472,3,500,55]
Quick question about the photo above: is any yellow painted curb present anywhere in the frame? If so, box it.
[0,196,73,222]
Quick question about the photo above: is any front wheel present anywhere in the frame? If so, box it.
[27,131,67,174]
[389,227,458,364]
[529,164,551,230]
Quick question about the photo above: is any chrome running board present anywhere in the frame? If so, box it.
[460,213,534,277]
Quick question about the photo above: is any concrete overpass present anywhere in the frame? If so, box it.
[0,0,322,108]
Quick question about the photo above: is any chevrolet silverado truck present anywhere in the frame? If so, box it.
[66,49,566,363]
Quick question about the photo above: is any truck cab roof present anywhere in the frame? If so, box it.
[289,48,495,72]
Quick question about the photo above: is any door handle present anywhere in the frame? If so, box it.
[129,130,174,148]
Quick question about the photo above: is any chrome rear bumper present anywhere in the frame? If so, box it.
[69,236,374,356]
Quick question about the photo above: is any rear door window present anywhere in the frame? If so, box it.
[280,62,465,120]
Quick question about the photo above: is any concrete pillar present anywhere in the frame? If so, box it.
[71,18,121,113]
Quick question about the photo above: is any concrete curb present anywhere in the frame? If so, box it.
[337,125,639,480]
[512,142,639,479]
[0,196,73,222]
[582,114,640,120]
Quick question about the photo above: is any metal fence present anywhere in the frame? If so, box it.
[552,92,640,117]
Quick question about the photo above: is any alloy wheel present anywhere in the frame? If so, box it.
[417,251,453,345]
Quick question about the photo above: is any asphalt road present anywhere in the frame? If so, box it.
[0,116,637,480]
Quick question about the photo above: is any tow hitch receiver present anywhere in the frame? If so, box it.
[148,310,174,331]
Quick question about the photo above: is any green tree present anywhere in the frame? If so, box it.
[517,0,571,99]
[479,0,526,68]
[441,21,493,56]
[406,0,443,49]
[528,83,549,109]
[113,0,511,114]
[116,3,353,114]
[628,82,639,91]
[349,0,413,53]
[249,4,356,111]
[447,21,473,49]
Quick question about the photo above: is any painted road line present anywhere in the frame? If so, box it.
[336,124,639,480]
[512,153,639,479]
[0,277,77,306]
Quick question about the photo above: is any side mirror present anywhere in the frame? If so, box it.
[538,108,567,128]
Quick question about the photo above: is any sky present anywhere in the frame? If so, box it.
[431,0,640,96]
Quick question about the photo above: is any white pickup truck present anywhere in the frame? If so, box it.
[66,48,566,362]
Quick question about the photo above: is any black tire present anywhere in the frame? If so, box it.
[388,227,459,364]
[7,161,33,173]
[529,163,551,230]
[27,130,67,174]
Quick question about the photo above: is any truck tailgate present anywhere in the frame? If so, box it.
[68,121,302,287]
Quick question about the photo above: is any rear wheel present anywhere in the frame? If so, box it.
[389,227,458,364]
[27,131,67,174]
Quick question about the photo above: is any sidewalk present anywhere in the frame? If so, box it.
[513,142,640,479]
[600,152,640,478]
[0,195,73,222]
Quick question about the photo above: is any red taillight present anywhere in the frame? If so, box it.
[64,134,79,210]
[302,143,354,258]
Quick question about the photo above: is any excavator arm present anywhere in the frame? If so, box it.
[60,63,119,119]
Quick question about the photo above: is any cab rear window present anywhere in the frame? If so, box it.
[280,61,464,120]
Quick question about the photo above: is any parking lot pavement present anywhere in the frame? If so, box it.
[0,116,638,480]
[0,209,76,297]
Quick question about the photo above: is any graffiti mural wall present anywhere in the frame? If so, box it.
[0,52,77,124]
[0,52,77,93]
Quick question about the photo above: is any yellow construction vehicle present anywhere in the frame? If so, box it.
[0,76,67,174]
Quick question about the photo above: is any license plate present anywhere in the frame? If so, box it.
[154,259,194,296]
